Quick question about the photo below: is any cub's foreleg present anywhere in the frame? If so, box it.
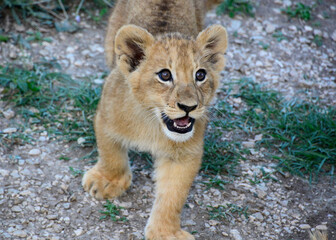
[145,155,201,240]
[82,113,132,200]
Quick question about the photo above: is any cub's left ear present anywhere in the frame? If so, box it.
[115,25,154,75]
[196,25,228,71]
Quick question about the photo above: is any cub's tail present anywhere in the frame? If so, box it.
[310,230,328,240]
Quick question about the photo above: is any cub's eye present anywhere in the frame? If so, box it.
[157,69,172,81]
[195,69,206,82]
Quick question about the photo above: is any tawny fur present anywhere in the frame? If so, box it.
[310,231,328,240]
[82,1,228,239]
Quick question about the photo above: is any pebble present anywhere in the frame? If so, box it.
[316,225,327,231]
[230,229,242,240]
[2,109,15,119]
[11,206,22,212]
[331,30,336,42]
[74,228,83,236]
[77,137,86,145]
[12,230,27,238]
[242,141,255,148]
[299,224,311,229]
[3,127,17,133]
[29,149,41,156]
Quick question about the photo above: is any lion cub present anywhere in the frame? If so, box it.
[82,0,228,239]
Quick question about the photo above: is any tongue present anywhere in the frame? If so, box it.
[174,116,190,127]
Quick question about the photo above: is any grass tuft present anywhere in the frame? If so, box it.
[216,0,254,18]
[217,78,336,181]
[100,200,127,222]
[208,203,249,222]
[0,62,101,147]
[282,2,312,21]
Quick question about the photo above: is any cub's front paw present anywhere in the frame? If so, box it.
[82,166,132,200]
[145,227,195,240]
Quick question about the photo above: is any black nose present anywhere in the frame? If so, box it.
[177,103,197,113]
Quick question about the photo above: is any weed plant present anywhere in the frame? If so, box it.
[282,2,312,21]
[100,200,127,222]
[208,203,249,222]
[216,0,254,18]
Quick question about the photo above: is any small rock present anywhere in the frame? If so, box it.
[265,23,276,33]
[12,230,27,238]
[11,206,22,212]
[230,20,241,31]
[304,26,313,32]
[313,29,322,36]
[331,31,336,42]
[47,214,58,220]
[29,149,41,156]
[94,79,104,85]
[222,232,229,237]
[256,189,267,199]
[230,229,242,240]
[2,109,15,119]
[252,212,264,221]
[254,134,263,141]
[184,220,196,226]
[77,137,85,145]
[209,219,220,226]
[242,141,255,148]
[316,225,327,231]
[74,228,83,236]
[0,169,9,177]
[3,127,17,133]
[299,224,311,230]
[89,44,104,53]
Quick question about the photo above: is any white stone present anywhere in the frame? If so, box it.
[254,134,263,141]
[252,212,264,221]
[74,229,83,236]
[230,20,241,31]
[2,109,15,119]
[3,127,17,133]
[77,137,85,145]
[304,26,313,32]
[11,206,22,212]
[331,31,336,42]
[230,229,242,240]
[0,169,9,177]
[12,230,27,238]
[265,23,276,33]
[316,225,328,231]
[94,79,104,85]
[242,141,255,148]
[29,149,41,156]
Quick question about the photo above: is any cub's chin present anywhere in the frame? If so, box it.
[161,113,195,142]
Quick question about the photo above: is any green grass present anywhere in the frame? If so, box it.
[217,78,336,181]
[0,62,101,147]
[69,166,84,177]
[100,200,127,222]
[272,31,287,42]
[248,167,278,185]
[208,203,249,222]
[216,0,254,18]
[0,0,113,28]
[282,2,312,21]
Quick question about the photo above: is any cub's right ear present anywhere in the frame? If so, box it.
[115,25,154,75]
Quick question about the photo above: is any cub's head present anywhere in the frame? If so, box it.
[114,24,228,142]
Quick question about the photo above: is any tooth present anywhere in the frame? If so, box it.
[173,122,177,128]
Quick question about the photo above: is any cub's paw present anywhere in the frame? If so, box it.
[145,227,195,240]
[82,166,132,200]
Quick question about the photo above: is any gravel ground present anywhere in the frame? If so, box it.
[1,0,336,239]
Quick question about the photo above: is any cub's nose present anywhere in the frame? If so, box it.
[177,103,197,114]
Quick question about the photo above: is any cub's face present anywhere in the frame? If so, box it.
[115,25,228,142]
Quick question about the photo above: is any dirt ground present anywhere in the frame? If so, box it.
[1,0,336,239]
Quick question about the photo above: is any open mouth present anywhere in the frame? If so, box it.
[161,113,195,134]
